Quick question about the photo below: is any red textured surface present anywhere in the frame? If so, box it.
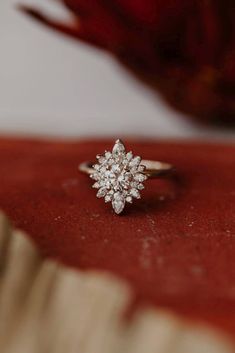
[0,136,235,334]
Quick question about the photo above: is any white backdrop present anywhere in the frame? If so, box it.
[0,0,234,140]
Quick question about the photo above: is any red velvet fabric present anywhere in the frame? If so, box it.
[0,136,235,334]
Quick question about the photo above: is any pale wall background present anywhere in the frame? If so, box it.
[0,0,234,140]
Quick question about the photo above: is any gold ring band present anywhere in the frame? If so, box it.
[79,160,173,179]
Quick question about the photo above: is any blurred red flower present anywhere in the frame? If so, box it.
[20,0,235,124]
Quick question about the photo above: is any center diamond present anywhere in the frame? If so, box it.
[90,139,147,214]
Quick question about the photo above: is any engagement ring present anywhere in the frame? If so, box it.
[79,139,174,214]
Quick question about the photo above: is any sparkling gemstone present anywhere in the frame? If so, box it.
[112,139,125,155]
[138,165,145,172]
[91,140,148,214]
[111,164,120,173]
[137,183,145,190]
[126,196,132,203]
[100,166,107,174]
[105,194,112,203]
[112,199,125,214]
[105,170,115,178]
[112,192,125,214]
[130,188,141,199]
[134,173,147,182]
[126,151,133,161]
[122,158,129,166]
[97,155,106,164]
[108,158,115,165]
[105,151,112,159]
[90,173,99,180]
[96,187,107,198]
[129,156,141,168]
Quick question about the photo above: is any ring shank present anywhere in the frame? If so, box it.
[79,160,173,179]
[142,160,173,178]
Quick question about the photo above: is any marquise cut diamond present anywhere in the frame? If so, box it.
[90,139,148,214]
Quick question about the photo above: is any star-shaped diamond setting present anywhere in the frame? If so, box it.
[90,139,148,214]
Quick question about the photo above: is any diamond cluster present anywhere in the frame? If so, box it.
[90,140,147,214]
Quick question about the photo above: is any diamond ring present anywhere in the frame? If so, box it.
[79,139,174,214]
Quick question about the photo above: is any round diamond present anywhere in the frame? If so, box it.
[126,196,132,203]
[137,183,145,190]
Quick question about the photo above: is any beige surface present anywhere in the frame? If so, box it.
[0,211,234,353]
